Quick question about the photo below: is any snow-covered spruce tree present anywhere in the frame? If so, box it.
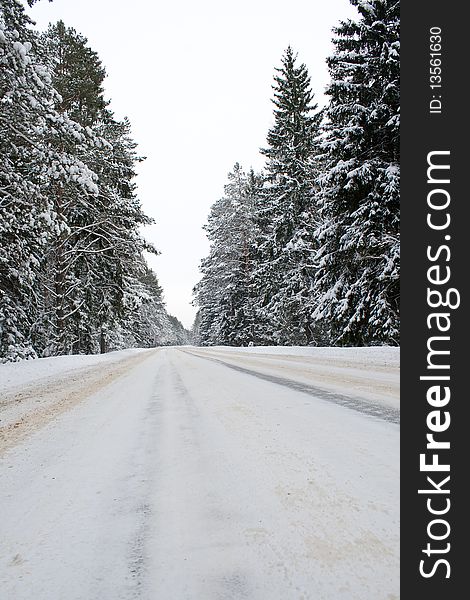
[161,315,190,346]
[34,21,107,354]
[218,166,261,346]
[313,0,399,346]
[74,115,157,353]
[191,310,201,345]
[194,164,261,346]
[194,190,233,345]
[0,0,44,361]
[253,46,322,346]
[37,21,157,355]
[0,0,95,361]
[124,262,189,347]
[118,264,165,348]
[1,5,163,360]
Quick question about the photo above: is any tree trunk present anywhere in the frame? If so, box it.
[100,329,106,354]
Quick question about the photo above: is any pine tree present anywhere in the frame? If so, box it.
[72,115,157,353]
[38,21,157,355]
[43,20,109,127]
[313,0,400,345]
[163,315,190,346]
[33,22,106,354]
[253,46,322,345]
[1,3,168,360]
[1,1,95,360]
[191,310,201,344]
[121,265,164,348]
[0,0,45,360]
[194,164,261,346]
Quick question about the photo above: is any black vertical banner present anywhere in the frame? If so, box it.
[401,1,467,598]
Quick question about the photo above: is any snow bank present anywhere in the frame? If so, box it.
[0,349,147,398]
[204,344,399,365]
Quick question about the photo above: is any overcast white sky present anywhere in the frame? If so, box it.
[28,0,358,329]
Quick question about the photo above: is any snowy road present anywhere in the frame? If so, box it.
[0,347,399,600]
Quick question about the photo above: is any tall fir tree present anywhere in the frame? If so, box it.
[1,3,177,360]
[1,0,45,360]
[194,164,261,346]
[253,46,322,345]
[1,0,96,360]
[312,0,400,345]
[37,21,157,355]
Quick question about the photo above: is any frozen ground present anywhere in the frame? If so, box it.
[0,346,399,600]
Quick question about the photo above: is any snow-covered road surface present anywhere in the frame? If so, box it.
[0,347,399,600]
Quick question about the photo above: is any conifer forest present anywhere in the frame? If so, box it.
[194,2,399,348]
[1,0,399,361]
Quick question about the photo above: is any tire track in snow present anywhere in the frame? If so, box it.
[180,349,400,425]
[124,360,177,600]
[147,352,260,599]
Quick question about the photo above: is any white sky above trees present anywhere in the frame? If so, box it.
[28,0,358,329]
